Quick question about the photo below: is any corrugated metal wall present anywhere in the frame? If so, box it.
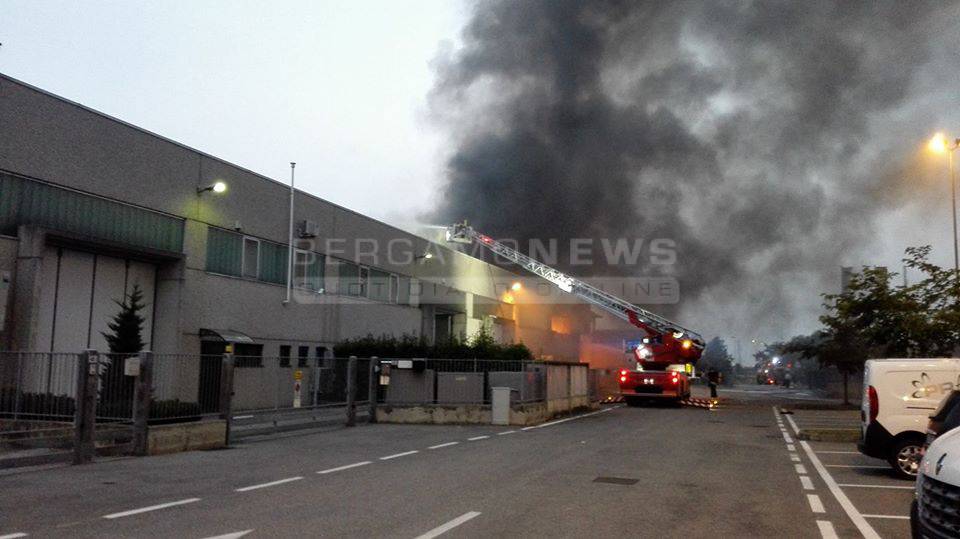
[0,171,184,252]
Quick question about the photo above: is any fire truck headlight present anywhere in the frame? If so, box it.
[681,339,692,350]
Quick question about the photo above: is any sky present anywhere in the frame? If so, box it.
[3,1,960,364]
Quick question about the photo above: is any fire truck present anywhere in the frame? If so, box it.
[445,222,704,405]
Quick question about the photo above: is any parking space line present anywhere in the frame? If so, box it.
[837,483,913,490]
[467,436,490,441]
[824,465,888,469]
[415,511,482,539]
[428,442,460,450]
[795,464,807,474]
[235,476,303,492]
[776,408,881,539]
[807,494,826,513]
[380,450,419,460]
[816,520,839,539]
[317,461,371,474]
[103,498,202,519]
[862,514,909,520]
[817,451,859,454]
[800,476,814,490]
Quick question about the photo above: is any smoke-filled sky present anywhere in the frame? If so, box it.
[3,0,960,358]
[430,0,960,352]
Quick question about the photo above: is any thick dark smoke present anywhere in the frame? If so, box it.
[429,0,960,342]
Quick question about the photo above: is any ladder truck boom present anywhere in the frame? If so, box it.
[445,222,704,366]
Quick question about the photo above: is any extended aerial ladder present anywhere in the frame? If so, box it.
[446,222,705,404]
[445,222,704,364]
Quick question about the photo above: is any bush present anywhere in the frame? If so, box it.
[0,389,76,418]
[334,329,533,360]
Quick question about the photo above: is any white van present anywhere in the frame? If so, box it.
[859,358,960,479]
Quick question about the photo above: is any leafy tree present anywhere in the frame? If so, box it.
[698,336,734,385]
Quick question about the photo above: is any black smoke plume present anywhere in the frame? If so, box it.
[429,0,960,340]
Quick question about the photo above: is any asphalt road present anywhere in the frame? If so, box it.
[0,388,913,538]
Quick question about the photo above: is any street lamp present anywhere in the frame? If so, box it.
[928,133,959,277]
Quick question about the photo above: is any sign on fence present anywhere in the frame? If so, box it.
[124,357,141,377]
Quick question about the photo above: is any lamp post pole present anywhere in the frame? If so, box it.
[285,162,296,304]
[950,147,958,278]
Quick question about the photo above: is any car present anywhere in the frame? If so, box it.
[925,390,960,449]
[859,358,960,479]
[912,425,960,538]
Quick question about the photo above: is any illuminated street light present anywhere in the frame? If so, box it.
[927,132,959,277]
[197,181,227,194]
[511,281,522,292]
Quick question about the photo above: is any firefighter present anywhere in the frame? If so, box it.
[707,369,720,398]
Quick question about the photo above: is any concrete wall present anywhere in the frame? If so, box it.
[148,420,226,455]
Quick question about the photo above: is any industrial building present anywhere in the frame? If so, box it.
[0,72,607,388]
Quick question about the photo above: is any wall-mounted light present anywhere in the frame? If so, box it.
[197,181,227,195]
[511,281,522,292]
[414,252,434,261]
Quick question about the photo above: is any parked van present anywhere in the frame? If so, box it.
[859,358,960,479]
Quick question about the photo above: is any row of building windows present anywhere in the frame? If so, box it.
[206,226,411,304]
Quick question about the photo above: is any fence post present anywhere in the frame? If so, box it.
[132,351,153,456]
[345,356,357,427]
[567,364,573,414]
[219,353,235,446]
[73,350,99,465]
[367,357,378,424]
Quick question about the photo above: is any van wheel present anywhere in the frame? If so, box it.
[888,437,924,479]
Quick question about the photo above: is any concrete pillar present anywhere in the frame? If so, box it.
[8,225,45,351]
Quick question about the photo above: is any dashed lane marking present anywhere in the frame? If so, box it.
[795,464,808,474]
[428,442,459,450]
[467,436,490,441]
[787,444,796,451]
[202,530,254,539]
[800,476,814,490]
[317,461,371,474]
[497,430,516,436]
[816,520,839,539]
[235,477,303,492]
[103,498,201,519]
[381,450,419,460]
[791,454,801,462]
[0,533,28,539]
[414,511,482,539]
[807,494,826,513]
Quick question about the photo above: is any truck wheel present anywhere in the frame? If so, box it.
[888,437,924,479]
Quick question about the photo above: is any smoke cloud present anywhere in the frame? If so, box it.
[429,0,960,343]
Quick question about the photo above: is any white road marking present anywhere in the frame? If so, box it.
[816,520,839,539]
[103,498,201,519]
[497,430,516,436]
[807,494,826,513]
[467,436,490,441]
[522,406,619,430]
[800,476,815,490]
[202,530,254,539]
[791,454,801,462]
[380,450,419,460]
[428,442,460,450]
[837,483,914,490]
[824,465,888,469]
[0,533,28,539]
[817,451,860,455]
[862,514,910,520]
[783,431,794,443]
[415,511,482,539]
[787,444,796,451]
[232,415,254,420]
[317,461,371,474]
[795,464,808,474]
[235,476,303,492]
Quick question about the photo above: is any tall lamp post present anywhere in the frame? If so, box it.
[929,133,960,279]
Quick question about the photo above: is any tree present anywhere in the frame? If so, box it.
[698,336,734,385]
[102,284,147,355]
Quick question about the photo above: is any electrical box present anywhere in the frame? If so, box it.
[298,220,320,238]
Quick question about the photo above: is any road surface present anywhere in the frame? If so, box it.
[0,387,911,538]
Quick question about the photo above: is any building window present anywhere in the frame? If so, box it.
[294,249,325,292]
[357,266,369,297]
[298,346,309,368]
[258,241,288,284]
[390,274,400,303]
[369,268,391,302]
[316,346,329,368]
[234,343,264,368]
[242,237,260,279]
[397,276,411,305]
[206,227,243,276]
[279,345,291,368]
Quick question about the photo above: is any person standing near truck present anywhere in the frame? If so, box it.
[707,370,719,398]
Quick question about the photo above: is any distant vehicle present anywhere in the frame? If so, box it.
[859,358,960,479]
[925,390,960,449]
[912,425,960,537]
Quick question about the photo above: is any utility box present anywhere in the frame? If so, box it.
[492,387,511,425]
[436,372,484,404]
